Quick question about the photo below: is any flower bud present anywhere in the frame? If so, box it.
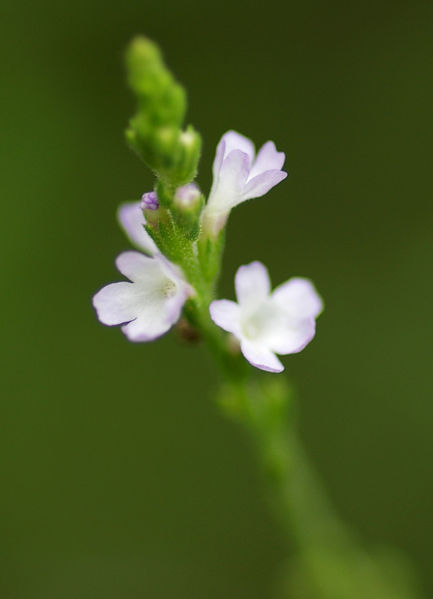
[172,183,204,241]
[174,125,202,186]
[174,183,201,211]
[139,190,166,230]
[125,36,194,184]
[140,191,159,211]
[126,37,186,127]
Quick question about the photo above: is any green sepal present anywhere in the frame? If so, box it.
[172,201,204,242]
[142,206,175,253]
[142,204,198,281]
[154,180,173,209]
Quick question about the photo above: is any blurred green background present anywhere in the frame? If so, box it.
[1,0,432,597]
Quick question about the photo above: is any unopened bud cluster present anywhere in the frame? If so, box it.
[125,37,201,188]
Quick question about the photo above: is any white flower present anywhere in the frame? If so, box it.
[202,130,287,236]
[210,262,323,373]
[92,201,191,342]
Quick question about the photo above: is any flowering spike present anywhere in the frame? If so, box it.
[91,40,427,599]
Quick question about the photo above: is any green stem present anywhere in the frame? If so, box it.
[214,375,424,599]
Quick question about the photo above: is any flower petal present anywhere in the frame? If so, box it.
[120,317,169,342]
[220,130,255,164]
[241,169,287,201]
[212,137,227,180]
[249,141,285,180]
[215,149,251,199]
[115,251,163,284]
[209,300,241,335]
[117,201,158,255]
[235,261,271,308]
[120,289,185,342]
[240,340,284,373]
[272,277,323,319]
[266,315,317,355]
[92,281,143,326]
[204,150,251,235]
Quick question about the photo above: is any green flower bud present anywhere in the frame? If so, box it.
[126,36,186,127]
[174,125,202,186]
[172,183,204,240]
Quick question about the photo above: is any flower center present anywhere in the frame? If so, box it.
[161,279,177,298]
[241,304,275,341]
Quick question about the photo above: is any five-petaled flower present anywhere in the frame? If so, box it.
[92,200,191,342]
[210,262,323,373]
[202,130,287,236]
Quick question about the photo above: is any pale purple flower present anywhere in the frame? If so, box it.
[93,199,191,342]
[210,262,323,373]
[202,131,287,236]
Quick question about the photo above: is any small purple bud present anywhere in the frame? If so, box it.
[140,191,159,211]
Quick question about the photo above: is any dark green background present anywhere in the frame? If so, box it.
[1,0,432,597]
